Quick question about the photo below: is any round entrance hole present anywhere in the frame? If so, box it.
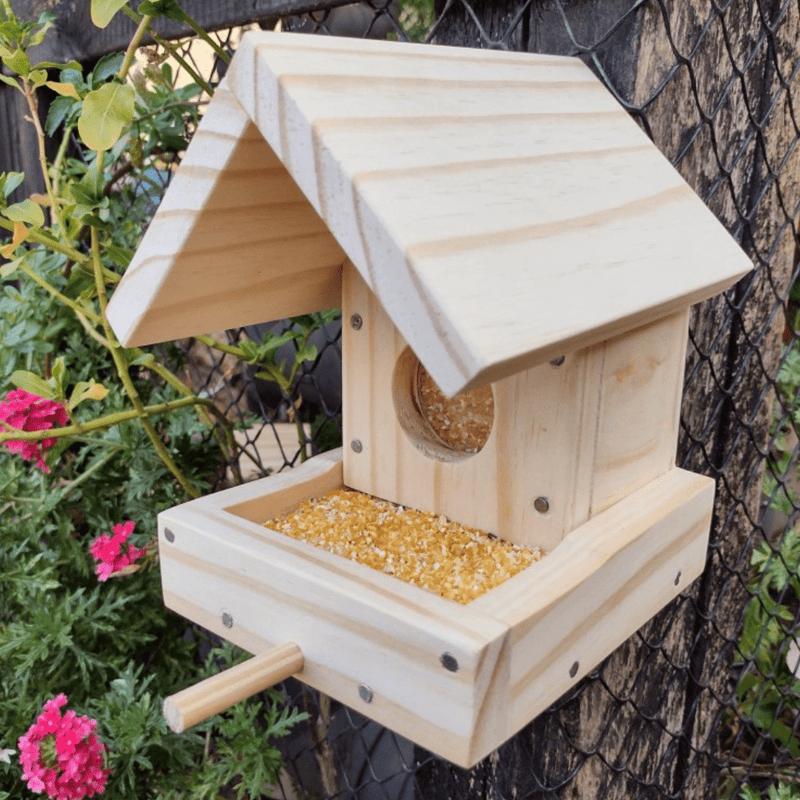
[392,348,494,462]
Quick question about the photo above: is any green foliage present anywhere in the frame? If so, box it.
[91,0,132,29]
[311,412,343,453]
[727,322,800,796]
[734,526,800,760]
[0,2,313,796]
[184,645,309,800]
[240,310,341,397]
[86,663,202,797]
[392,0,435,41]
[740,783,800,800]
[79,82,136,151]
[138,0,186,21]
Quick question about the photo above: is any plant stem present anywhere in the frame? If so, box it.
[147,30,215,95]
[0,216,88,265]
[51,122,75,196]
[18,261,103,324]
[90,224,199,498]
[194,334,243,358]
[77,312,111,346]
[121,6,217,96]
[181,14,231,66]
[119,15,154,80]
[148,360,240,475]
[21,80,70,244]
[133,99,207,124]
[0,396,201,443]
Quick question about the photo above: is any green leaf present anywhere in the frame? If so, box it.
[4,199,45,228]
[0,73,21,90]
[0,255,23,278]
[35,60,81,71]
[4,47,30,77]
[45,95,77,136]
[1,171,24,198]
[138,0,185,20]
[81,214,113,231]
[129,352,155,367]
[46,80,80,98]
[106,244,132,269]
[78,82,135,151]
[10,370,54,399]
[67,183,98,208]
[51,357,68,400]
[91,53,124,84]
[60,65,84,86]
[296,342,318,363]
[28,69,47,87]
[91,0,131,28]
[68,380,109,411]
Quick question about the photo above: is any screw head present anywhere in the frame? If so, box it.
[221,612,234,629]
[440,652,459,672]
[674,571,682,586]
[164,528,175,543]
[350,313,363,330]
[569,661,579,678]
[358,684,373,703]
[550,355,566,367]
[534,496,550,514]
[351,439,363,454]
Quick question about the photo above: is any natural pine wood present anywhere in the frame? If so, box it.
[106,81,344,346]
[159,447,712,766]
[107,31,751,396]
[100,28,751,772]
[163,642,304,733]
[343,263,689,550]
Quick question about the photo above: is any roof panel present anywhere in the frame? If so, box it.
[108,32,751,395]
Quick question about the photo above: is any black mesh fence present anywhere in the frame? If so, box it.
[98,2,800,798]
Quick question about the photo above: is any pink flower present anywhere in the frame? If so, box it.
[18,694,110,799]
[89,522,147,582]
[0,389,67,472]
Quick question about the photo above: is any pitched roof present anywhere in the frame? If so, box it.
[107,32,751,395]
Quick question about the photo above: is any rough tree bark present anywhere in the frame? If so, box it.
[419,1,800,798]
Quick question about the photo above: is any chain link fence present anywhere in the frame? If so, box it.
[93,1,800,798]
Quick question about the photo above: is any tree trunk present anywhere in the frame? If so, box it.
[419,1,800,797]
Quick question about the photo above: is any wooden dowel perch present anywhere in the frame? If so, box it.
[163,642,303,733]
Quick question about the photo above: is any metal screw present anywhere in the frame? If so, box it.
[164,528,175,543]
[350,313,363,330]
[569,661,579,678]
[440,652,459,672]
[221,612,234,629]
[351,439,363,453]
[534,496,550,514]
[358,684,373,703]
[550,356,566,367]
[674,571,682,586]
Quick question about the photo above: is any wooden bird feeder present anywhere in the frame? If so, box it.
[106,32,752,766]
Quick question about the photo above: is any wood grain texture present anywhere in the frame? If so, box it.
[163,643,304,733]
[417,1,786,795]
[159,448,712,766]
[472,467,714,756]
[108,32,750,394]
[226,31,750,395]
[158,449,511,766]
[106,80,345,346]
[343,263,688,549]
